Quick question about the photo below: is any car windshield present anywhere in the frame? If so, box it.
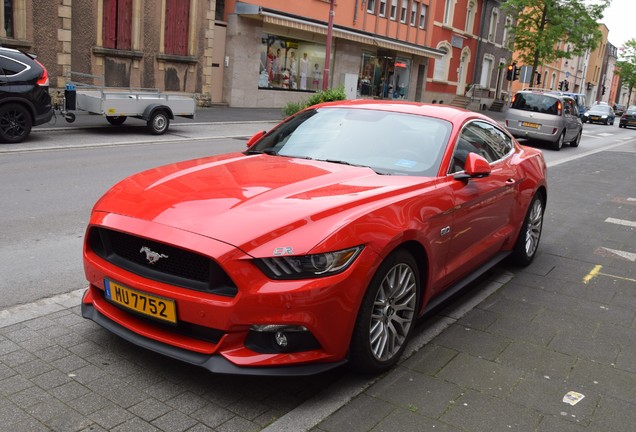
[512,93,560,115]
[627,106,636,114]
[247,107,452,176]
[590,105,611,113]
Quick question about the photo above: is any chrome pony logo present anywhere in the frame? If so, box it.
[140,246,168,264]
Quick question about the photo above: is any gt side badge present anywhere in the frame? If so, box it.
[273,247,294,256]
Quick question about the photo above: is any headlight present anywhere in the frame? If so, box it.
[602,115,608,118]
[255,246,363,279]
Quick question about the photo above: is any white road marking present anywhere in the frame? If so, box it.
[605,217,636,228]
[597,247,636,262]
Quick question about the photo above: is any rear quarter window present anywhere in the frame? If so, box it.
[0,56,28,76]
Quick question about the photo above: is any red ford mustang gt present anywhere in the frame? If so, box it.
[82,100,547,375]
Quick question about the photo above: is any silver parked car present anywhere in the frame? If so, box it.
[504,90,583,151]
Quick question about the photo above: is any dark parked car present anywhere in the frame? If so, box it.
[619,105,636,129]
[613,104,625,116]
[0,47,53,143]
[582,104,615,125]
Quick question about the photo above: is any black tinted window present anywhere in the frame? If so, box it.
[0,56,27,75]
[512,93,560,115]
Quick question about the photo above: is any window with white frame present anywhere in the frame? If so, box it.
[433,44,451,81]
[367,0,376,13]
[480,55,494,87]
[379,0,387,16]
[390,0,397,20]
[488,8,499,43]
[419,3,427,28]
[411,1,418,26]
[503,15,513,48]
[400,0,407,23]
[443,0,455,26]
[465,1,476,34]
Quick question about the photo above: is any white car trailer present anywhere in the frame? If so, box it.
[63,72,196,134]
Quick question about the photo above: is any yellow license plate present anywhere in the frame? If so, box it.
[105,279,177,324]
[521,121,540,129]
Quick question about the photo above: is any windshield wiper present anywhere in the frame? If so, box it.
[245,148,279,155]
[319,159,390,175]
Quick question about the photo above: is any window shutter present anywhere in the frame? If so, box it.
[165,0,189,55]
[117,0,132,50]
[103,0,117,48]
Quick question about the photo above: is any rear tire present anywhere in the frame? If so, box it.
[509,192,545,267]
[349,250,420,374]
[147,110,169,135]
[570,130,581,147]
[552,132,564,151]
[0,103,32,143]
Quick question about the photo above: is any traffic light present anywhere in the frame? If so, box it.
[558,81,564,91]
[506,64,514,80]
[602,85,606,95]
[536,71,541,85]
[513,65,520,81]
[564,80,569,91]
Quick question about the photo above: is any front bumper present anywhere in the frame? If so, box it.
[81,299,346,376]
[82,213,379,375]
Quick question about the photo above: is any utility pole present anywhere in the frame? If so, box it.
[323,0,335,91]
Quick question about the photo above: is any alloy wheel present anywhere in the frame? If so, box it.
[369,263,417,361]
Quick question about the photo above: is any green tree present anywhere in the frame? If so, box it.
[615,39,636,104]
[501,0,611,87]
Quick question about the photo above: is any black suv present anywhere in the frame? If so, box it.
[0,47,53,143]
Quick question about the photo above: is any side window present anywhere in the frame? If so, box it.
[450,121,512,173]
[0,56,27,76]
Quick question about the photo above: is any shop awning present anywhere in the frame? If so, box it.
[235,2,444,60]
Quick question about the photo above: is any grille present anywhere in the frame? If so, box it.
[89,227,238,297]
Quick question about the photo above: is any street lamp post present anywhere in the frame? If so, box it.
[323,0,335,91]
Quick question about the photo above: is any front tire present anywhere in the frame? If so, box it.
[510,192,545,266]
[0,103,32,143]
[350,250,420,374]
[570,130,581,148]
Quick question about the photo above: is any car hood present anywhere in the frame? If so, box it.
[94,153,432,256]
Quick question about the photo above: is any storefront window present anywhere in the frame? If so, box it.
[259,33,326,91]
[358,52,411,99]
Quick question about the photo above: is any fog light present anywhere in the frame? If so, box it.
[275,331,288,347]
[246,324,321,354]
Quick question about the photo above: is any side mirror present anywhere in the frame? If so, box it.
[246,130,266,148]
[454,153,491,180]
